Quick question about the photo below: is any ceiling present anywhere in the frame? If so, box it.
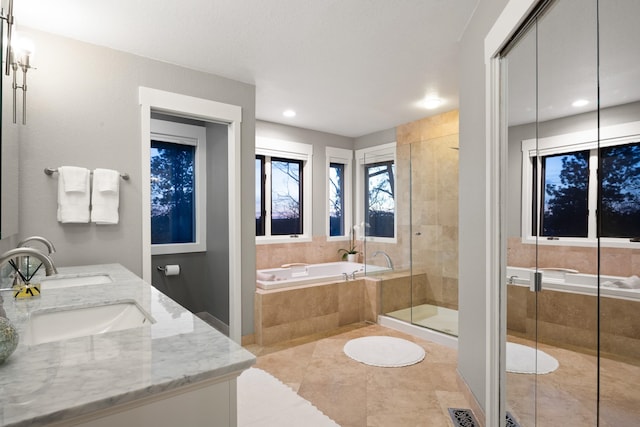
[14,0,479,138]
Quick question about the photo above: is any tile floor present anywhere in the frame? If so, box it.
[245,322,640,427]
[506,336,640,427]
[245,322,474,427]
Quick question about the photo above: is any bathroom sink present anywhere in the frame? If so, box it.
[22,301,154,345]
[39,273,113,289]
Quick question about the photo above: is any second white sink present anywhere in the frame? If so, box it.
[39,273,113,289]
[22,302,154,345]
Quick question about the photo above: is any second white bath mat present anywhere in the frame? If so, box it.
[506,342,559,374]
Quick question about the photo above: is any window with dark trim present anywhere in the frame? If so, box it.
[329,162,345,237]
[365,160,395,238]
[255,155,303,237]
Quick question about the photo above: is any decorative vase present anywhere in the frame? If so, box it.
[347,253,357,263]
[0,317,19,365]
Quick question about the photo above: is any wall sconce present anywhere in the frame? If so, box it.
[2,0,34,125]
[10,35,34,125]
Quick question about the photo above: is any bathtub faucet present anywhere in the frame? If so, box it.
[372,251,393,270]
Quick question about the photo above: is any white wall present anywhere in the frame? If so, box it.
[15,28,257,335]
[458,0,510,411]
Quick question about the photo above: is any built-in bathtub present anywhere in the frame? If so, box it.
[506,266,640,301]
[506,266,640,359]
[256,261,390,290]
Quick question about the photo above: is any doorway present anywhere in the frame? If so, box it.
[139,87,243,343]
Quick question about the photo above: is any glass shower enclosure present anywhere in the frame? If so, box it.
[362,119,460,338]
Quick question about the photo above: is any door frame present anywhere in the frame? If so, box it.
[484,0,541,425]
[139,87,243,343]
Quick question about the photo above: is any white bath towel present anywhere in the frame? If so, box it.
[602,275,640,289]
[91,168,120,224]
[57,166,90,223]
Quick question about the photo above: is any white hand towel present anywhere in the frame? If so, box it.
[57,166,90,223]
[91,168,120,225]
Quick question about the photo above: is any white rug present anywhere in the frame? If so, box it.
[237,367,339,427]
[506,342,559,374]
[343,336,426,367]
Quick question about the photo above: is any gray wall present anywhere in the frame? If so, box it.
[458,0,509,411]
[256,120,354,236]
[354,128,396,150]
[15,28,257,336]
[205,123,230,324]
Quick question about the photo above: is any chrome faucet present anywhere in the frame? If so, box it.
[372,251,394,270]
[0,247,58,277]
[18,236,56,255]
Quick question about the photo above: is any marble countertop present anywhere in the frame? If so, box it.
[0,264,255,427]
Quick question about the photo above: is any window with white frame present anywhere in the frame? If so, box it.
[326,147,353,239]
[150,119,207,255]
[355,142,397,241]
[521,122,640,245]
[256,137,313,243]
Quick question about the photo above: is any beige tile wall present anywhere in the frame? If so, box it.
[507,284,640,361]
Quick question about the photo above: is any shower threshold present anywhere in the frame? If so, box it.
[379,304,458,349]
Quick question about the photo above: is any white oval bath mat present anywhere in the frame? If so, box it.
[343,336,425,367]
[506,342,559,374]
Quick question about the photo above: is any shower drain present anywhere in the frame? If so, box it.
[447,408,522,427]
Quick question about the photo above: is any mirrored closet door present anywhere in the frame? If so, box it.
[501,0,640,425]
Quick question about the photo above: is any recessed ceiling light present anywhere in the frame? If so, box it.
[283,109,296,118]
[419,97,443,110]
[572,99,589,108]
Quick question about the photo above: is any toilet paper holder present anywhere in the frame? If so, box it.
[157,265,180,276]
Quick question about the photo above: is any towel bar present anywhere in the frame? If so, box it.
[44,167,130,181]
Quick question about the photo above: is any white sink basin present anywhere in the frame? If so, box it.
[22,301,154,345]
[39,273,113,289]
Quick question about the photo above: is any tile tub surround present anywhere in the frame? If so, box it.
[254,270,455,346]
[507,283,640,362]
[0,264,255,427]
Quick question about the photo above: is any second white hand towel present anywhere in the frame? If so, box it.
[57,166,90,223]
[91,168,120,224]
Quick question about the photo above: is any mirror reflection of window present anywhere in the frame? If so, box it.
[600,141,640,237]
[541,150,589,237]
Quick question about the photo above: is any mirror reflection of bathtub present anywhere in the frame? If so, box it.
[506,266,640,300]
[506,266,640,360]
[256,261,391,290]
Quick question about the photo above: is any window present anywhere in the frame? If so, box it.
[355,143,397,242]
[256,137,312,243]
[365,161,395,238]
[540,150,590,237]
[521,122,640,246]
[150,119,206,254]
[326,147,353,240]
[600,142,640,237]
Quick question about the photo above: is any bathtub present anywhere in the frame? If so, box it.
[256,261,391,290]
[506,266,640,301]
